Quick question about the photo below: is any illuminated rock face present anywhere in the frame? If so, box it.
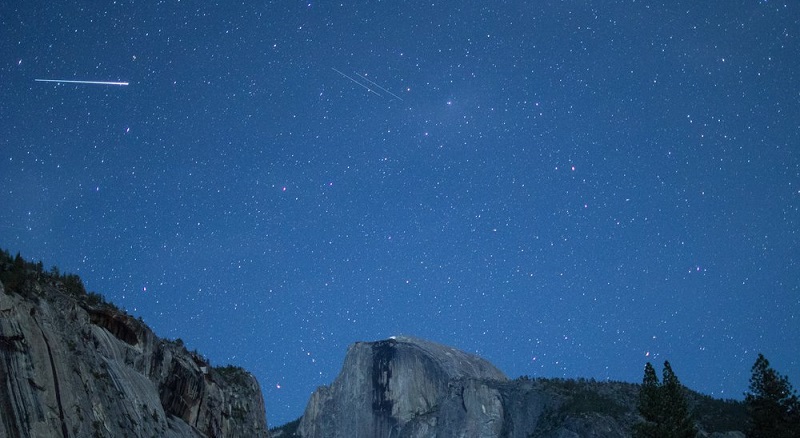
[0,281,268,438]
[298,336,509,438]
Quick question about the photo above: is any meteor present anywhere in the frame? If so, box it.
[353,72,404,101]
[331,68,381,97]
[35,79,129,86]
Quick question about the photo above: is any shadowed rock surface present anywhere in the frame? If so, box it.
[0,268,268,437]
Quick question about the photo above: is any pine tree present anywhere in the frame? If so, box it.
[745,353,800,438]
[634,362,663,438]
[660,361,696,438]
[640,362,660,414]
[634,361,696,438]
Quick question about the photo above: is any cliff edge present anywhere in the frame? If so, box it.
[0,253,268,438]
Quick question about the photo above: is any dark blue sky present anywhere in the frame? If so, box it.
[2,0,798,427]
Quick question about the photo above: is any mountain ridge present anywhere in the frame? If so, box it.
[0,249,269,437]
[1,249,747,437]
[277,336,746,437]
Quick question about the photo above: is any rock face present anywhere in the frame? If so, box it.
[295,337,746,438]
[298,336,509,437]
[0,277,268,437]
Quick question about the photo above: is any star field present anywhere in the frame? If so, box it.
[1,0,798,426]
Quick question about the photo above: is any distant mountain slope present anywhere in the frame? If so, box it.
[279,336,745,438]
[0,250,269,437]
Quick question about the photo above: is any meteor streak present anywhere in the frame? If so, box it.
[35,79,129,86]
[331,68,381,97]
[353,72,404,101]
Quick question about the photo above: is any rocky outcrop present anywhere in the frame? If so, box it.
[0,278,268,437]
[298,336,508,437]
[294,336,746,438]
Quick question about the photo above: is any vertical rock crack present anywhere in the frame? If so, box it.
[37,324,69,438]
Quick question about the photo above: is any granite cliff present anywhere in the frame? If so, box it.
[298,336,509,437]
[0,252,268,438]
[288,336,745,438]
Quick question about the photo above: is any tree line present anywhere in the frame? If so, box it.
[635,354,799,437]
[0,248,115,309]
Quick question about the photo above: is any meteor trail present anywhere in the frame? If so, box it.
[331,68,381,97]
[353,72,404,101]
[35,79,129,86]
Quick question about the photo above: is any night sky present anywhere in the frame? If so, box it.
[2,0,798,427]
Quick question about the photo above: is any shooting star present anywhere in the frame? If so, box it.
[331,68,381,97]
[353,72,404,101]
[35,79,129,86]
